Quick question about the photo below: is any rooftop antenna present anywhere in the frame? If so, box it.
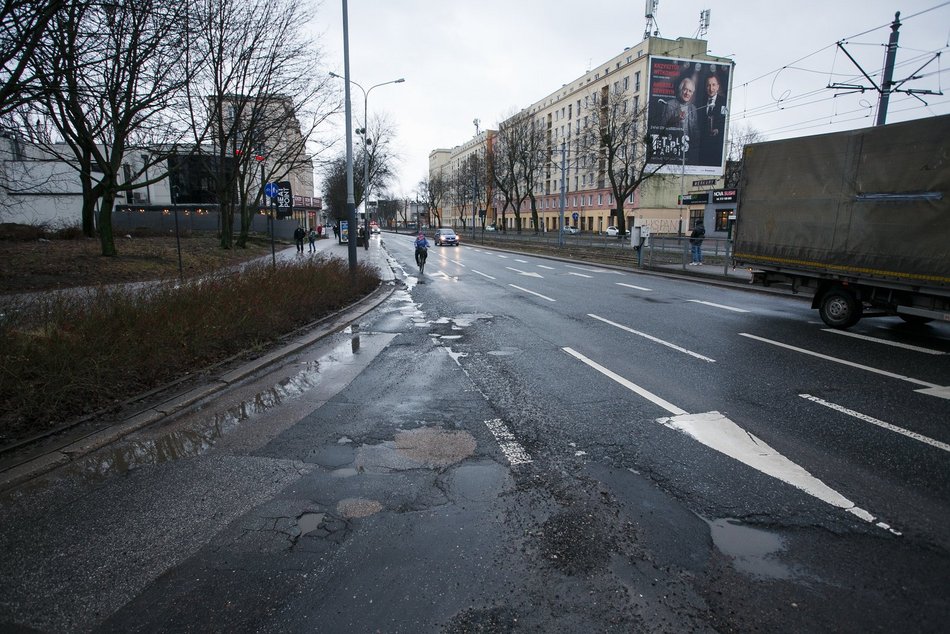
[644,0,659,40]
[696,9,710,39]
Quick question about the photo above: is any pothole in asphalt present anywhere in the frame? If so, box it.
[337,497,383,518]
[354,427,477,472]
[708,518,794,580]
[297,512,325,536]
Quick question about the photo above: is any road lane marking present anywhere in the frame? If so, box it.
[471,269,495,279]
[739,333,941,389]
[431,271,458,281]
[485,418,532,465]
[509,284,555,302]
[687,299,749,313]
[515,259,528,263]
[565,264,615,274]
[537,265,555,270]
[616,282,652,291]
[561,347,899,534]
[505,266,543,278]
[588,314,716,363]
[562,347,686,415]
[450,260,467,267]
[567,272,592,278]
[821,329,947,355]
[497,254,509,258]
[799,394,950,453]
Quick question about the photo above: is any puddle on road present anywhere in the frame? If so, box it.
[708,518,794,580]
[354,427,477,473]
[297,512,326,536]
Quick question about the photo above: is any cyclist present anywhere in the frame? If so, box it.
[414,232,429,271]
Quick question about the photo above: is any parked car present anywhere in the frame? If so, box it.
[434,228,460,246]
[561,226,579,235]
[605,225,627,237]
[485,225,497,232]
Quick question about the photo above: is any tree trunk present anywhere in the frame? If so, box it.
[98,190,118,257]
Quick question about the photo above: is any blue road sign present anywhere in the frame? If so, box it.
[572,212,579,221]
[264,182,279,198]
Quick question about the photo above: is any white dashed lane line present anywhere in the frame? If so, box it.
[821,329,947,355]
[616,282,652,291]
[687,299,749,313]
[588,314,716,362]
[508,284,555,302]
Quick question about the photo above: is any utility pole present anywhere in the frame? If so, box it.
[827,12,941,127]
[558,142,566,248]
[876,12,901,126]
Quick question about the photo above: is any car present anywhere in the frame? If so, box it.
[434,228,460,246]
[370,222,380,234]
[605,225,627,237]
[485,225,496,232]
[561,226,579,235]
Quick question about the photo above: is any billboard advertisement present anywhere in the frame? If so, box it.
[647,56,731,176]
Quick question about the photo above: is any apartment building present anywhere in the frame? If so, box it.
[431,35,734,236]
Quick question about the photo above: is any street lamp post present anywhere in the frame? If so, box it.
[329,72,405,251]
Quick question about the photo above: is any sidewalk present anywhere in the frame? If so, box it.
[0,235,397,491]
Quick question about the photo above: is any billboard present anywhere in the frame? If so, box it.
[647,56,731,176]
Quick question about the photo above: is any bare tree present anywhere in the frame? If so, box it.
[493,110,546,233]
[724,124,763,188]
[0,0,64,118]
[22,0,196,255]
[578,84,667,237]
[189,0,338,249]
[416,172,447,228]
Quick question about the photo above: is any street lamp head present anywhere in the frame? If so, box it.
[395,78,406,83]
[329,71,341,78]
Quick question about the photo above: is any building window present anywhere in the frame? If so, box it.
[598,193,603,205]
[633,95,639,112]
[716,209,732,232]
[623,76,629,90]
[574,176,578,190]
[588,195,593,206]
[568,104,572,119]
[635,71,641,92]
[576,99,581,113]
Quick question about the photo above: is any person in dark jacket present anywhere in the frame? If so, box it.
[689,220,705,265]
[293,225,306,253]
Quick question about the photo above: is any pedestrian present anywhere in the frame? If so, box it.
[358,225,368,250]
[689,219,705,265]
[293,225,306,253]
[308,227,317,252]
[316,224,323,239]
[332,224,339,240]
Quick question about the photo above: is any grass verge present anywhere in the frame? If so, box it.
[0,256,379,446]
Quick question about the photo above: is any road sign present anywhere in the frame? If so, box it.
[264,182,278,198]
[572,212,579,221]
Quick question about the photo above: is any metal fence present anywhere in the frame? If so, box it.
[459,229,735,275]
[111,209,301,240]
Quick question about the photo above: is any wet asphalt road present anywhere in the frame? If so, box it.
[1,234,948,632]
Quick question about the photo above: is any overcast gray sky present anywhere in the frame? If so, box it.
[313,0,950,197]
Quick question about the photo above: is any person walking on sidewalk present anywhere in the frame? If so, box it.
[293,225,306,253]
[307,227,317,252]
[689,220,705,265]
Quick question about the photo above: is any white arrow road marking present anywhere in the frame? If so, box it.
[567,271,592,278]
[505,267,543,278]
[509,284,555,302]
[537,265,555,270]
[739,333,946,398]
[471,269,495,279]
[688,299,749,313]
[431,271,458,281]
[616,282,652,291]
[821,329,947,355]
[588,314,716,362]
[561,346,899,534]
[485,418,532,465]
[800,394,950,453]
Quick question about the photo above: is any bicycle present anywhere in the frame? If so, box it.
[415,246,427,274]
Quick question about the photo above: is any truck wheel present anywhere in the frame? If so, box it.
[819,288,862,329]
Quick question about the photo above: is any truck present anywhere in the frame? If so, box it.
[733,114,950,329]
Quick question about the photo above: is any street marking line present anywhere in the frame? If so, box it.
[561,347,686,415]
[471,269,495,280]
[616,282,652,291]
[588,314,716,363]
[497,254,509,258]
[688,299,749,313]
[566,264,607,273]
[656,411,898,534]
[562,349,899,534]
[450,260,467,268]
[505,267,543,278]
[567,272,592,278]
[739,333,941,389]
[537,265,555,270]
[509,284,555,302]
[799,394,950,453]
[821,329,947,355]
[515,259,528,263]
[485,418,532,465]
